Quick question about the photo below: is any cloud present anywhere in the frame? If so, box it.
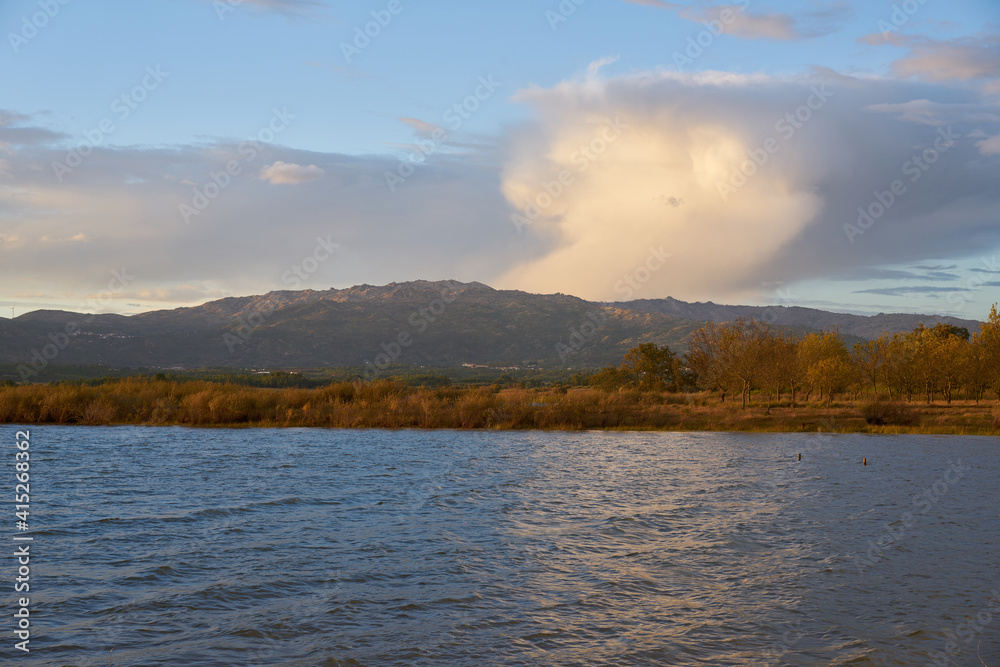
[622,0,851,40]
[854,286,969,296]
[587,56,620,79]
[829,268,961,281]
[259,161,326,185]
[0,109,65,147]
[399,117,443,138]
[866,99,1000,126]
[0,112,520,309]
[210,0,326,15]
[913,264,958,271]
[497,69,1000,302]
[861,32,1000,81]
[39,233,87,243]
[622,0,680,7]
[2,67,999,312]
[977,134,1000,155]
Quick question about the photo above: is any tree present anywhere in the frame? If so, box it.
[935,334,966,404]
[961,336,988,403]
[852,337,888,395]
[907,324,969,404]
[759,331,798,412]
[885,332,918,401]
[980,304,1000,401]
[621,343,681,391]
[686,321,735,402]
[798,331,852,405]
[589,343,682,392]
[588,366,629,391]
[687,319,784,408]
[722,319,773,408]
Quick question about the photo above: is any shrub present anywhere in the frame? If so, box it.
[860,396,919,426]
[992,403,1000,431]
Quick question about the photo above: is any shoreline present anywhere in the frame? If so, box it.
[6,423,998,436]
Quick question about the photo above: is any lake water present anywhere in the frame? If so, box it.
[4,427,998,666]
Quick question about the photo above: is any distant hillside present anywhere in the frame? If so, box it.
[1,281,698,372]
[0,281,983,375]
[616,297,981,340]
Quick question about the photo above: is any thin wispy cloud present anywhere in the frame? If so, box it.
[854,286,968,296]
[209,0,327,16]
[622,0,852,40]
[829,268,962,282]
[861,32,1000,81]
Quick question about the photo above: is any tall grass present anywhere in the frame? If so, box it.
[0,380,996,433]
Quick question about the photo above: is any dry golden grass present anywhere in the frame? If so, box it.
[0,379,998,434]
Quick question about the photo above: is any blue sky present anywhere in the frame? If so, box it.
[1,0,999,320]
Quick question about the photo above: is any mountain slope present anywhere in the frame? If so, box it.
[1,281,698,370]
[1,281,984,373]
[615,297,981,340]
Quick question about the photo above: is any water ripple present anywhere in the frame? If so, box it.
[5,427,998,666]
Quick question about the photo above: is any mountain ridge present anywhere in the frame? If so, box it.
[1,280,984,373]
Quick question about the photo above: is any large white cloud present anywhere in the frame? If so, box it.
[497,69,1000,302]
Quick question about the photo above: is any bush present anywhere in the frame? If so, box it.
[860,396,919,426]
[992,403,1000,431]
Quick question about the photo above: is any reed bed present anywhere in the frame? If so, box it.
[1,379,999,434]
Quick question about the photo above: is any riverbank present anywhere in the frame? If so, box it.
[2,379,998,434]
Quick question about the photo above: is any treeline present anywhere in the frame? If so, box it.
[589,306,1000,407]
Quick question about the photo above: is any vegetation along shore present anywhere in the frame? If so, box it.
[2,308,999,434]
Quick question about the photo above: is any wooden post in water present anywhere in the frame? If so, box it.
[798,453,801,461]
[863,458,867,466]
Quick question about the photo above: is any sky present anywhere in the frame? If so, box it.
[1,0,999,320]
